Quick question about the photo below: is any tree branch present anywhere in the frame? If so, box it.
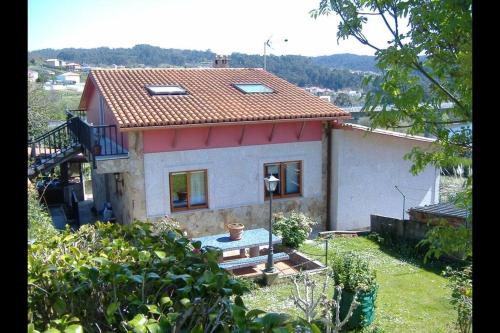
[331,0,381,52]
[372,1,465,111]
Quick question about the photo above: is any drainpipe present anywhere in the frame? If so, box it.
[326,121,332,230]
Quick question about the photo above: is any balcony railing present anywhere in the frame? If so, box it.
[66,108,87,121]
[66,109,128,168]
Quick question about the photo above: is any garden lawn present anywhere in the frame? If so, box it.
[241,236,457,332]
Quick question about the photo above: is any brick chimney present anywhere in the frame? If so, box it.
[213,55,230,68]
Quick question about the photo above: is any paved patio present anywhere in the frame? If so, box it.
[221,247,323,278]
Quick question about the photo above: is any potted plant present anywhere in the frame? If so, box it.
[227,223,245,240]
[93,141,102,156]
[331,252,378,330]
[273,211,317,249]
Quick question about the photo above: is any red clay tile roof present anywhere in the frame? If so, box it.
[81,68,350,129]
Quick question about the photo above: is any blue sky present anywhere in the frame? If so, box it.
[28,0,399,56]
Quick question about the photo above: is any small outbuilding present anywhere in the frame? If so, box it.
[408,202,468,227]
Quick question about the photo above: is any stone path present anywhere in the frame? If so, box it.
[78,199,97,225]
[48,205,67,230]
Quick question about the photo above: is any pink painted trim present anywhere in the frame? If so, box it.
[143,121,323,153]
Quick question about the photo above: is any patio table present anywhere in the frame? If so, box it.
[193,228,282,258]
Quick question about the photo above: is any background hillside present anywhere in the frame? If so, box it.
[312,53,378,72]
[29,44,379,91]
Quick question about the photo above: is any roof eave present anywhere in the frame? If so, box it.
[119,115,352,132]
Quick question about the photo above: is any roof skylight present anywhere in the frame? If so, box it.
[233,83,274,94]
[145,85,187,96]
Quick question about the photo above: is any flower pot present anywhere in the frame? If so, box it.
[93,144,102,156]
[227,223,245,240]
[333,286,378,330]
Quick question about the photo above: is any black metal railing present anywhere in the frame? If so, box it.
[66,113,128,168]
[66,108,87,121]
[29,109,128,172]
[67,116,93,152]
[71,190,80,228]
[28,122,78,168]
[92,125,127,156]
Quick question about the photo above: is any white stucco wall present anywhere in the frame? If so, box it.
[144,141,323,218]
[331,128,440,230]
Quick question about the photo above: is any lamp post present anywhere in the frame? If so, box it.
[264,174,280,272]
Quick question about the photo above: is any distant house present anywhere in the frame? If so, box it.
[347,90,362,98]
[304,86,333,95]
[319,95,331,103]
[56,72,80,84]
[66,62,82,71]
[45,59,60,67]
[28,69,39,82]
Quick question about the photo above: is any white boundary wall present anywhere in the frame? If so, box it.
[331,128,440,230]
[144,141,323,218]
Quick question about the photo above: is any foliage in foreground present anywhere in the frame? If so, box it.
[28,180,58,243]
[419,175,472,262]
[28,220,324,333]
[444,265,472,333]
[273,211,317,248]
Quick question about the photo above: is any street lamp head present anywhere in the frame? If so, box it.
[264,174,280,192]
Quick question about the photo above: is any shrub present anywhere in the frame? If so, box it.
[28,220,244,331]
[28,219,315,332]
[443,265,472,333]
[331,252,377,292]
[28,180,58,243]
[330,252,378,330]
[273,211,317,248]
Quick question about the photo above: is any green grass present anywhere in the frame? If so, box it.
[241,237,457,332]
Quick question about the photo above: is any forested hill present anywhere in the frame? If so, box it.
[29,44,378,91]
[312,53,377,72]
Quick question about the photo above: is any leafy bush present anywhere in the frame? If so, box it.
[443,265,472,333]
[28,219,315,332]
[418,220,472,263]
[273,211,317,248]
[331,252,377,292]
[28,180,58,243]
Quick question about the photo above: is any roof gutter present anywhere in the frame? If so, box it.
[118,116,352,132]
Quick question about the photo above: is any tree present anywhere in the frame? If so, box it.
[28,83,61,140]
[334,92,353,107]
[311,0,472,259]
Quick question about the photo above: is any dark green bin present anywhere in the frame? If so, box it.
[333,286,378,330]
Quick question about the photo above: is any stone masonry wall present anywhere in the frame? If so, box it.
[370,214,434,241]
[151,196,325,238]
[122,131,147,224]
